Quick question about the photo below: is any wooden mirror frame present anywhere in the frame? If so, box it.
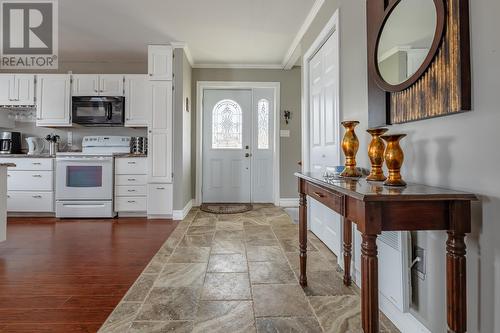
[367,0,471,127]
[372,0,446,92]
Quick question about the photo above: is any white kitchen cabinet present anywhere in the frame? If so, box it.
[72,74,99,96]
[72,74,124,96]
[0,158,54,213]
[150,81,172,130]
[0,74,35,105]
[124,75,150,127]
[115,157,147,214]
[36,74,71,127]
[148,45,173,81]
[147,184,172,216]
[99,75,124,95]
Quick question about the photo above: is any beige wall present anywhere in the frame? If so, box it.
[302,0,499,332]
[191,67,301,200]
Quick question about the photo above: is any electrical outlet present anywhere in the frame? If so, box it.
[413,246,426,280]
[67,131,73,147]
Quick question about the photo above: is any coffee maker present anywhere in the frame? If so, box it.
[0,132,21,154]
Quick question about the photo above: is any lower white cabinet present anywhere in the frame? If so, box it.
[147,184,173,216]
[0,158,55,213]
[114,157,147,213]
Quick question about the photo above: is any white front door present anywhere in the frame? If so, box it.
[308,28,342,259]
[203,89,252,203]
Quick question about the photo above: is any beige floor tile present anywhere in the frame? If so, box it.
[201,273,251,300]
[272,225,299,239]
[302,270,355,297]
[214,229,245,240]
[256,317,322,333]
[207,254,248,273]
[248,261,296,284]
[286,252,336,273]
[155,263,207,288]
[124,274,157,302]
[169,246,210,263]
[178,234,214,247]
[129,321,193,333]
[99,302,141,333]
[136,287,200,321]
[245,236,279,246]
[309,295,362,333]
[216,221,244,231]
[211,239,246,254]
[278,238,318,253]
[252,284,314,317]
[244,226,274,239]
[193,301,256,333]
[187,225,216,235]
[247,246,287,262]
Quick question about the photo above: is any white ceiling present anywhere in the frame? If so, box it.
[59,0,318,67]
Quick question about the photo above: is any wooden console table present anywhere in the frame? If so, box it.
[296,172,476,333]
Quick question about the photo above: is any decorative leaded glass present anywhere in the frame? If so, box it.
[212,99,243,149]
[257,99,269,149]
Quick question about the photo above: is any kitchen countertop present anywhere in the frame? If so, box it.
[0,154,54,158]
[0,163,16,167]
[114,153,147,158]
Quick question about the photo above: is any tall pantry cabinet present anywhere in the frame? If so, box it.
[147,45,173,217]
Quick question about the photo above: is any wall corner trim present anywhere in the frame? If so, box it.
[170,42,194,67]
[172,199,193,221]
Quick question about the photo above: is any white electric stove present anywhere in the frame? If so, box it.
[55,136,131,218]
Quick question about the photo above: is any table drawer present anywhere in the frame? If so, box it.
[115,196,147,212]
[307,183,344,214]
[115,174,147,186]
[0,158,53,171]
[8,171,53,191]
[7,191,54,212]
[115,157,147,175]
[115,185,147,197]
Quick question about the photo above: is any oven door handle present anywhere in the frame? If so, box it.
[56,158,113,162]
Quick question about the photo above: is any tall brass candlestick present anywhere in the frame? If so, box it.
[340,121,362,178]
[366,128,388,181]
[381,134,407,187]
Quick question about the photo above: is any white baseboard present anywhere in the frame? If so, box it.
[172,199,193,220]
[117,212,147,217]
[279,198,299,207]
[147,214,173,220]
[353,268,431,333]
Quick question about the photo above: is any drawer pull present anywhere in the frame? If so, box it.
[312,191,325,198]
[127,161,136,164]
[32,195,42,198]
[156,187,165,190]
[127,178,136,181]
[7,174,10,177]
[127,189,136,192]
[7,195,10,198]
[32,162,42,165]
[32,174,42,178]
[127,200,136,203]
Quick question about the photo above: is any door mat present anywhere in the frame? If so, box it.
[200,203,253,214]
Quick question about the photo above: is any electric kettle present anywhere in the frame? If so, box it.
[26,137,45,155]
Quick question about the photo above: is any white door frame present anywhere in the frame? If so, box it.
[196,81,281,206]
[301,9,340,172]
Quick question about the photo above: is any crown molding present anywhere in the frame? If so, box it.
[170,41,194,67]
[192,63,283,70]
[282,0,325,69]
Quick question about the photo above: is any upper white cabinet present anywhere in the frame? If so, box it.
[0,74,35,105]
[72,74,124,96]
[148,45,173,81]
[36,74,71,127]
[124,75,150,127]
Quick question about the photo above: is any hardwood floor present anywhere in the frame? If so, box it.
[0,217,178,333]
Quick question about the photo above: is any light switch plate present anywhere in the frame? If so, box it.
[280,130,290,137]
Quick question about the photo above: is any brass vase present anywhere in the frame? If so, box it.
[381,134,407,187]
[340,121,362,178]
[366,128,388,181]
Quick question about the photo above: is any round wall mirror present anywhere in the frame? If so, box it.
[375,0,445,91]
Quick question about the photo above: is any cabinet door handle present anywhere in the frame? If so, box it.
[156,187,165,190]
[32,174,42,177]
[127,161,136,164]
[312,191,324,198]
[7,195,10,198]
[32,195,42,198]
[127,200,136,203]
[127,178,136,181]
[127,189,136,192]
[32,162,42,165]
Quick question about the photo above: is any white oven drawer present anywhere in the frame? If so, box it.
[147,184,172,216]
[115,185,147,197]
[115,174,147,186]
[0,158,53,171]
[8,171,53,191]
[115,157,147,175]
[56,201,114,218]
[7,191,54,212]
[115,196,147,212]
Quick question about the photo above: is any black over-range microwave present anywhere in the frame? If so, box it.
[72,96,125,126]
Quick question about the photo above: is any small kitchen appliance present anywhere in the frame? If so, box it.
[72,96,125,126]
[0,131,21,154]
[55,136,131,218]
[25,137,45,155]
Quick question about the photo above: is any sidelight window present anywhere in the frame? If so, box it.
[257,99,269,149]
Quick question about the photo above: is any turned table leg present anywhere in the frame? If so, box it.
[299,192,308,287]
[361,233,379,333]
[446,231,467,333]
[343,218,352,286]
